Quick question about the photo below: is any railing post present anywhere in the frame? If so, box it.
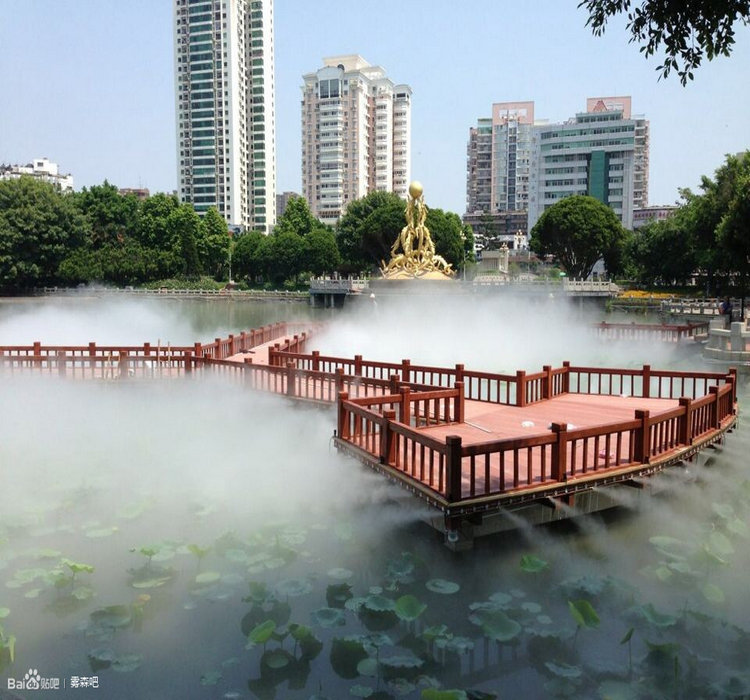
[56,350,66,377]
[551,423,568,481]
[708,386,720,429]
[33,341,41,365]
[118,351,129,379]
[184,350,193,374]
[516,370,527,407]
[453,381,465,423]
[335,367,344,394]
[143,342,151,357]
[338,391,349,439]
[240,331,247,351]
[562,361,570,393]
[634,410,651,463]
[389,373,400,394]
[678,397,693,445]
[455,363,465,384]
[727,368,737,410]
[214,338,222,360]
[311,350,320,371]
[354,354,363,376]
[642,364,651,398]
[381,409,397,465]
[398,386,411,425]
[286,361,296,397]
[229,334,236,355]
[193,342,202,362]
[401,359,411,384]
[445,435,463,502]
[542,365,552,399]
[88,341,96,358]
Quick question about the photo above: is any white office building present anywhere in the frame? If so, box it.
[0,158,74,191]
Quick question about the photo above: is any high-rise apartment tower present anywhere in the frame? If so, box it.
[301,55,411,224]
[174,0,276,232]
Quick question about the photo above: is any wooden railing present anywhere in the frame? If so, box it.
[336,380,736,503]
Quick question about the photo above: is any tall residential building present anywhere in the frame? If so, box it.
[301,55,411,224]
[174,0,276,232]
[528,97,648,231]
[465,102,535,243]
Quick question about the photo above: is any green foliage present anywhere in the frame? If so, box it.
[336,191,406,272]
[530,195,626,279]
[232,231,270,282]
[0,176,88,290]
[199,207,231,279]
[168,205,202,277]
[75,181,138,248]
[717,170,750,282]
[304,228,340,276]
[274,196,319,237]
[580,0,750,84]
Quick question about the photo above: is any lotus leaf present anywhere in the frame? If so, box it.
[425,579,460,595]
[364,595,396,613]
[87,648,116,666]
[712,502,735,520]
[344,597,368,612]
[311,607,346,628]
[544,661,582,678]
[702,582,726,603]
[85,527,118,538]
[567,600,600,629]
[395,594,427,622]
[387,678,416,695]
[620,627,634,644]
[597,680,638,699]
[0,608,8,619]
[71,585,95,601]
[379,655,424,669]
[420,691,468,700]
[264,650,290,669]
[727,518,750,538]
[187,544,210,559]
[327,583,353,608]
[224,549,249,563]
[639,603,677,627]
[356,657,379,677]
[275,578,313,598]
[421,625,450,643]
[480,610,522,642]
[649,536,691,561]
[200,670,222,686]
[263,557,288,570]
[195,571,221,584]
[247,619,276,647]
[707,531,734,557]
[328,567,354,580]
[111,653,142,672]
[24,588,42,599]
[441,636,474,655]
[330,637,368,679]
[350,684,374,697]
[521,602,542,614]
[520,554,548,573]
[90,605,132,629]
[488,591,513,607]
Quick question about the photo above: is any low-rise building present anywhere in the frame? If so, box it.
[0,158,74,191]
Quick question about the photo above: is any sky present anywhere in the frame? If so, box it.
[1,0,749,215]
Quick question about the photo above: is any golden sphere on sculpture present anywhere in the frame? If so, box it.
[408,181,423,199]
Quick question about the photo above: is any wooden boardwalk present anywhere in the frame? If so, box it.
[1,321,738,547]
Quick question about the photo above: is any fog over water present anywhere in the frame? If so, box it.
[1,295,748,699]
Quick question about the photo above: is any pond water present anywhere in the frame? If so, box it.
[1,294,748,699]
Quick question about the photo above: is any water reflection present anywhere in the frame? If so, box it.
[1,297,748,699]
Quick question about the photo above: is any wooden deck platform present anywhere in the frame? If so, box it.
[1,321,739,548]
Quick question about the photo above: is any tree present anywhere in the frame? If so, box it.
[75,181,138,248]
[0,177,89,290]
[580,0,750,84]
[199,207,231,279]
[717,171,750,302]
[304,228,340,276]
[274,196,319,237]
[268,231,305,284]
[336,191,406,272]
[624,216,698,286]
[167,204,202,277]
[135,192,179,250]
[530,195,626,279]
[425,208,472,270]
[232,231,269,282]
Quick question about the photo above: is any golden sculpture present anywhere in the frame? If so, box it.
[380,181,455,279]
